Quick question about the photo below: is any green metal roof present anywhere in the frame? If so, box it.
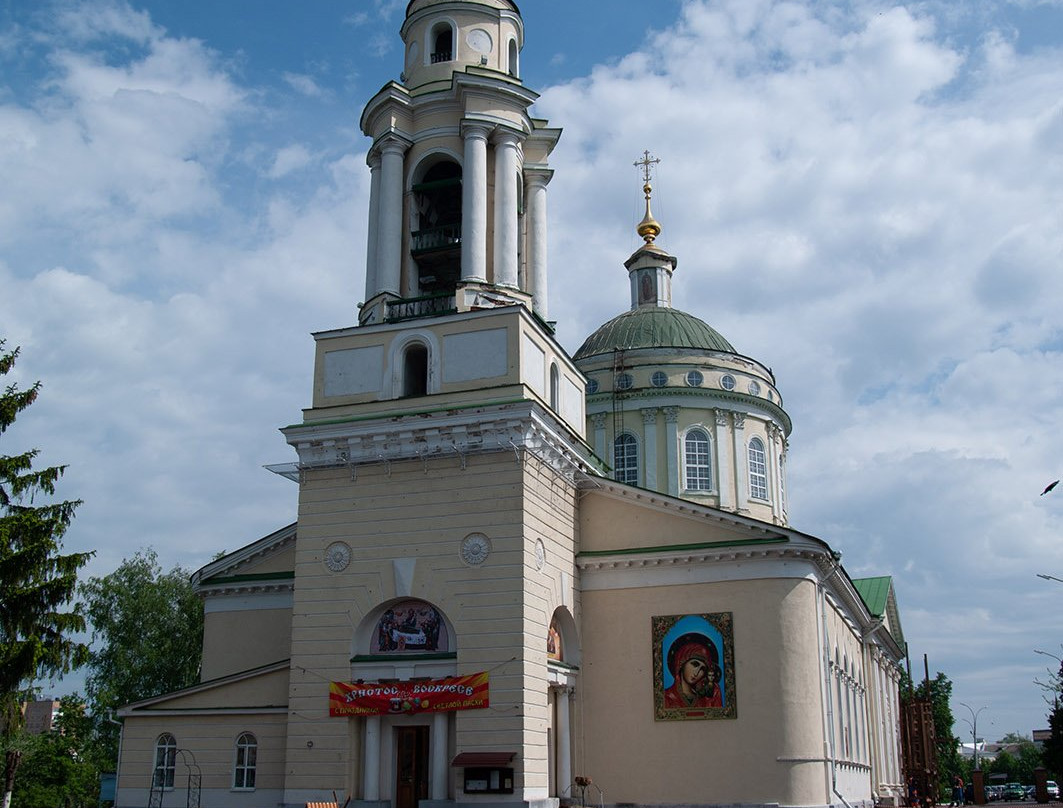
[852,576,892,617]
[574,307,736,360]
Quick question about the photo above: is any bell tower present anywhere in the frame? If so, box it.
[278,4,590,808]
[359,0,560,327]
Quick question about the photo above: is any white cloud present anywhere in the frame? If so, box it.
[283,71,325,97]
[268,144,313,178]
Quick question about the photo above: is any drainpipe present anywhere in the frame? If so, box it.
[106,711,124,807]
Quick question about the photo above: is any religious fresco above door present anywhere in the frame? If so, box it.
[652,612,736,720]
[374,599,449,653]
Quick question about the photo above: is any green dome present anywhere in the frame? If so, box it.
[574,307,736,360]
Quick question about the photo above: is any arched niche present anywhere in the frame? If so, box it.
[362,598,453,655]
[547,606,580,668]
[352,598,458,682]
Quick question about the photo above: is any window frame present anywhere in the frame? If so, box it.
[233,732,258,791]
[153,733,177,791]
[612,432,639,485]
[748,436,769,500]
[683,427,713,492]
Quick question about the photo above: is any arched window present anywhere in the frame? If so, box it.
[507,38,519,77]
[430,24,453,63]
[549,363,559,411]
[402,343,428,398]
[613,433,638,485]
[153,733,177,789]
[233,733,257,790]
[411,158,462,293]
[748,436,768,499]
[684,428,712,491]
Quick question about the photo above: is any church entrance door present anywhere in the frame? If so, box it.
[395,726,429,808]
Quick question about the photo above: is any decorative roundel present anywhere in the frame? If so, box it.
[324,541,352,572]
[586,379,599,394]
[748,380,761,396]
[720,374,736,391]
[466,28,493,54]
[461,533,491,566]
[534,539,546,570]
[651,371,668,388]
[685,370,704,387]
[616,372,634,391]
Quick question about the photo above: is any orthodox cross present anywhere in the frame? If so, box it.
[634,149,661,184]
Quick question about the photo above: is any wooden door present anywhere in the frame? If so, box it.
[395,726,429,808]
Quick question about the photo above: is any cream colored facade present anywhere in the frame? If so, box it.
[115,4,904,808]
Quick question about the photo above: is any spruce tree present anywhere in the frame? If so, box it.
[0,341,93,808]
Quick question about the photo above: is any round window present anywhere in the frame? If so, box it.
[685,370,704,387]
[651,371,668,388]
[748,380,761,396]
[616,373,634,391]
[720,374,736,391]
[586,379,599,394]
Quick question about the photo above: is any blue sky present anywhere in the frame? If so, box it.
[2,0,1063,744]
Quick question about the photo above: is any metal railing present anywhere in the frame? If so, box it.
[411,224,461,254]
[386,293,456,322]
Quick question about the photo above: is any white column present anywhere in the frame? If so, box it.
[431,712,448,800]
[642,408,659,492]
[663,407,679,497]
[378,137,408,297]
[555,687,572,797]
[714,410,734,510]
[732,413,747,508]
[364,151,382,302]
[525,169,552,316]
[364,715,381,801]
[492,130,521,288]
[768,425,782,522]
[461,123,490,282]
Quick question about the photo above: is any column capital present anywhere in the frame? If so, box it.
[524,167,554,188]
[491,126,524,147]
[460,120,492,141]
[733,412,746,429]
[641,407,659,425]
[591,412,607,430]
[663,406,680,424]
[714,409,729,427]
[366,150,382,170]
[375,132,412,157]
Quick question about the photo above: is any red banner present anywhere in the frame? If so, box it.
[329,672,489,716]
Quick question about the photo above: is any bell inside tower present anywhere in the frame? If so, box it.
[411,160,463,295]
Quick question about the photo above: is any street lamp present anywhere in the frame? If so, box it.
[957,702,987,771]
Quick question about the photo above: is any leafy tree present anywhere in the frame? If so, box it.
[11,696,102,808]
[0,343,92,808]
[81,549,203,765]
[1040,661,1063,780]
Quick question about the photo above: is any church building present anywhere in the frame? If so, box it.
[115,3,906,808]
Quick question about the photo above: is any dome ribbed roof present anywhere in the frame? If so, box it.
[574,307,736,360]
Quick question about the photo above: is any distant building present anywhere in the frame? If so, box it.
[23,699,61,735]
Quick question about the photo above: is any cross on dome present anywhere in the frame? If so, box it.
[634,149,662,244]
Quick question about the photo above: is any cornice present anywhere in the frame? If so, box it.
[197,578,294,600]
[586,388,791,435]
[577,541,826,573]
[192,525,297,587]
[284,400,596,482]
